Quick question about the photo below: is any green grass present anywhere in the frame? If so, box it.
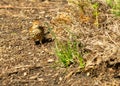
[53,27,85,68]
[106,0,120,16]
[55,40,85,68]
[92,2,99,27]
[55,41,73,67]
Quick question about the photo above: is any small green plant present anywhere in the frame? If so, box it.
[92,2,99,27]
[55,40,73,67]
[55,40,84,68]
[107,0,120,16]
[54,28,85,68]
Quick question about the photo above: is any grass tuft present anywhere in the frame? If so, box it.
[107,0,120,16]
[54,29,85,68]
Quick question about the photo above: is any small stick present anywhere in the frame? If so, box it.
[105,31,119,47]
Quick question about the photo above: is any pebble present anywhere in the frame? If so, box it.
[47,59,54,63]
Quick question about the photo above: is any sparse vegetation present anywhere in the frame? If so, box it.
[107,0,120,16]
[92,2,99,27]
[55,38,85,68]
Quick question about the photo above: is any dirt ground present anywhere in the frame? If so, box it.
[0,0,120,86]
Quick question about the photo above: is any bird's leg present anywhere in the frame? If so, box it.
[40,40,42,45]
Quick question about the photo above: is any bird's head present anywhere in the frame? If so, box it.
[32,20,40,28]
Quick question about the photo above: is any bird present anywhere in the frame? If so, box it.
[29,19,45,45]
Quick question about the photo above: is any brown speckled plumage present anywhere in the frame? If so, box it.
[29,20,44,44]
